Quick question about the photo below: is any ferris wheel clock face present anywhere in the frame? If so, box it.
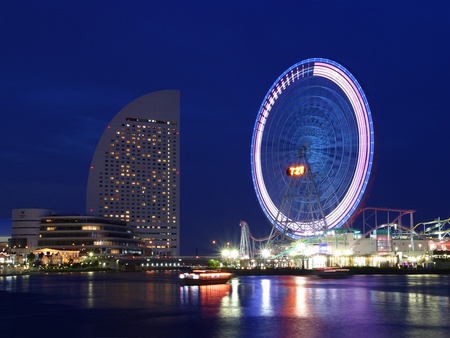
[251,58,374,239]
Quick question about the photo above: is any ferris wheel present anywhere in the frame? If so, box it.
[251,58,374,239]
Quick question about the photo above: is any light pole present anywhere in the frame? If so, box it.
[261,248,271,268]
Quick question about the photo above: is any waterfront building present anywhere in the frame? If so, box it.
[0,237,9,252]
[31,248,80,265]
[37,215,143,256]
[86,90,180,256]
[238,228,432,269]
[10,208,57,250]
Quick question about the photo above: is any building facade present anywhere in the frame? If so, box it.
[86,90,180,256]
[37,215,143,255]
[10,208,57,250]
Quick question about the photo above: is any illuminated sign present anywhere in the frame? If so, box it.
[286,165,306,176]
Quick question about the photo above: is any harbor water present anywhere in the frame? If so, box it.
[1,271,450,337]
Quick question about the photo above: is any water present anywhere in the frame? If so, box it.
[1,271,450,337]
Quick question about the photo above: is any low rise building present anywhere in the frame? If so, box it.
[10,208,57,250]
[37,215,144,256]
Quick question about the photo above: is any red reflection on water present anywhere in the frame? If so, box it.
[180,283,231,306]
[283,276,311,318]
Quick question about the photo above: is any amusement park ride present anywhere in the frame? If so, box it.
[237,58,450,265]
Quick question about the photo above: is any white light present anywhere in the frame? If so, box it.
[295,242,306,252]
[261,248,271,259]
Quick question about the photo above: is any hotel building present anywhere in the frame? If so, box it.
[86,90,180,256]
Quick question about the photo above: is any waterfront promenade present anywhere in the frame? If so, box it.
[2,263,450,277]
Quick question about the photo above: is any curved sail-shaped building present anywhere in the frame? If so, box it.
[86,90,180,256]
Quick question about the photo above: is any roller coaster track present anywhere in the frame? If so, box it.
[413,217,450,239]
[239,210,450,259]
[239,220,271,242]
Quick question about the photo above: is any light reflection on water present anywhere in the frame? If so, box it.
[1,272,450,337]
[219,278,241,318]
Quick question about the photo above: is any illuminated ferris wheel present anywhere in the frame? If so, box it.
[251,58,374,239]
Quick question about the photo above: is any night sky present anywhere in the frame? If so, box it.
[1,1,450,255]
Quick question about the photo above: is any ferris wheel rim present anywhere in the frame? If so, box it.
[251,58,374,238]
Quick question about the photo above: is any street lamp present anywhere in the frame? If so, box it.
[230,249,239,260]
[295,242,306,252]
[260,248,271,268]
[221,249,230,259]
[261,248,271,259]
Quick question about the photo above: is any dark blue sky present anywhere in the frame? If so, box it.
[1,1,450,255]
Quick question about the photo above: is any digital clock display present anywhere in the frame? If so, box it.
[286,165,306,176]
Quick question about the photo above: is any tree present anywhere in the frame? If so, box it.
[27,252,36,265]
[207,259,220,268]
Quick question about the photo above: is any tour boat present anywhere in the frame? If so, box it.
[179,270,233,285]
